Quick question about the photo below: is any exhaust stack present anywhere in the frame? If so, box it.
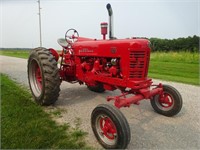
[106,3,114,39]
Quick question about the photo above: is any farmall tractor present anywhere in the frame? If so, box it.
[28,4,182,149]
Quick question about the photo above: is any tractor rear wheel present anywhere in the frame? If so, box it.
[91,104,131,149]
[151,84,182,117]
[27,47,61,105]
[87,83,105,93]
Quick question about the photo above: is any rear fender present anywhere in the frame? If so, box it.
[49,48,59,61]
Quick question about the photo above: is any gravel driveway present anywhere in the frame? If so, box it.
[1,55,200,149]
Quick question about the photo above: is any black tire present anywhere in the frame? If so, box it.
[27,47,61,105]
[151,84,182,117]
[91,104,131,149]
[87,83,105,93]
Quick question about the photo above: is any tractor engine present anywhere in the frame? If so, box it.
[72,39,151,91]
[58,36,151,91]
[80,56,120,88]
[81,57,119,77]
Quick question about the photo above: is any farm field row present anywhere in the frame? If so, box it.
[0,50,199,85]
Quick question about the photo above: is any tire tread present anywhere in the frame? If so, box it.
[91,104,131,149]
[28,47,60,105]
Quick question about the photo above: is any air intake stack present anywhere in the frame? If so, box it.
[100,22,108,40]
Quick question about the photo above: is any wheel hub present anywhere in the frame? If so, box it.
[29,59,43,97]
[100,117,117,140]
[159,93,174,109]
[35,64,42,90]
[96,115,118,145]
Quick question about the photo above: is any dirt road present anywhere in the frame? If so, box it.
[1,55,200,149]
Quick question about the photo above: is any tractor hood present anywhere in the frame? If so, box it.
[73,37,150,57]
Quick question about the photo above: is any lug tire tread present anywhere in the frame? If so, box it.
[28,47,60,105]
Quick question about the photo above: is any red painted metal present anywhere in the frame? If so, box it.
[59,50,76,82]
[55,35,164,108]
[101,22,108,40]
[100,117,117,140]
[49,48,59,61]
[35,63,42,90]
[159,93,174,108]
[107,87,163,108]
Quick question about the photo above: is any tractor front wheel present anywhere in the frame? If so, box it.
[27,47,61,105]
[151,84,182,117]
[91,104,131,149]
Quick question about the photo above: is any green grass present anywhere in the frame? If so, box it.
[1,74,88,149]
[150,51,199,64]
[0,50,30,59]
[149,52,199,85]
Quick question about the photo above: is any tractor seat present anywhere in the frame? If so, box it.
[57,38,69,47]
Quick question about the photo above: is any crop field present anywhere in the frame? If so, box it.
[0,50,199,85]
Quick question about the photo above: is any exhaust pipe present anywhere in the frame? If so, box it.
[106,3,114,39]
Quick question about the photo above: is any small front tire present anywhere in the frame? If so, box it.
[91,104,131,149]
[151,84,182,117]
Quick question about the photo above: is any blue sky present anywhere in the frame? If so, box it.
[0,0,199,49]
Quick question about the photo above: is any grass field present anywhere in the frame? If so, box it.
[1,74,88,149]
[0,50,199,85]
[0,50,30,59]
[149,51,199,85]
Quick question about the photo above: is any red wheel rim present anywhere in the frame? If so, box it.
[35,63,42,90]
[29,59,43,97]
[95,115,118,145]
[99,117,117,140]
[158,92,174,109]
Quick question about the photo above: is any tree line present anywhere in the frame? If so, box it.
[149,35,199,52]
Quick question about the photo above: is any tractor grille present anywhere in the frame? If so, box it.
[129,50,147,79]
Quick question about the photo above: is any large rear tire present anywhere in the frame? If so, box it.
[27,47,61,105]
[91,104,131,149]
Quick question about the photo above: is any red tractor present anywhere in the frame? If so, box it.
[28,4,182,149]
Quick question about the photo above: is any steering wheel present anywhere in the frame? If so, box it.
[65,28,79,43]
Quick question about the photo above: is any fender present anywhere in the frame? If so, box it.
[49,48,59,61]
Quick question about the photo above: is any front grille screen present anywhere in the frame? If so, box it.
[129,50,146,79]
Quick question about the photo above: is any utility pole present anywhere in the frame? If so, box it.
[38,0,42,47]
